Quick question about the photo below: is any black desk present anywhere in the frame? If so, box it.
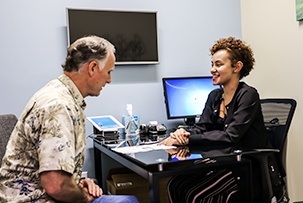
[93,138,256,203]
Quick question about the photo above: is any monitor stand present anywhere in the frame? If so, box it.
[185,117,196,126]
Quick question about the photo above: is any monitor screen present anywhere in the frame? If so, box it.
[66,8,159,65]
[162,76,218,125]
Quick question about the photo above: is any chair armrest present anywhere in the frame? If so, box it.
[254,149,279,153]
[248,149,279,203]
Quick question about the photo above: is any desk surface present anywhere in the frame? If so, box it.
[94,137,259,171]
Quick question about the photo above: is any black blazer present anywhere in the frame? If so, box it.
[188,82,270,149]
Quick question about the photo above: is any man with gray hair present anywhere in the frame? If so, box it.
[0,35,139,203]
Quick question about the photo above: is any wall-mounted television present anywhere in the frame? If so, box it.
[66,8,159,65]
[162,76,218,125]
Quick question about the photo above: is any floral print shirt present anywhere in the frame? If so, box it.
[0,74,86,203]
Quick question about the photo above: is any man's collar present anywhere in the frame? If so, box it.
[58,74,86,109]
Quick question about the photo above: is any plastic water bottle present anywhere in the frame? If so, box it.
[122,104,139,142]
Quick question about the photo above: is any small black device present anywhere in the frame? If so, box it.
[139,123,167,141]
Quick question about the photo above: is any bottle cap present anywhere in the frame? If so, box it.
[126,104,133,116]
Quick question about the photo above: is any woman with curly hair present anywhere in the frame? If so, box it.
[162,37,284,202]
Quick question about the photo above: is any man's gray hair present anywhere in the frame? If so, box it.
[62,35,115,72]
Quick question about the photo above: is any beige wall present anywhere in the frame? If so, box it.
[241,0,303,201]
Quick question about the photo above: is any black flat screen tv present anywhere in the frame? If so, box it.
[66,8,159,65]
[162,76,218,125]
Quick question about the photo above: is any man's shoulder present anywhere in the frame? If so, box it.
[37,78,70,98]
[30,79,73,109]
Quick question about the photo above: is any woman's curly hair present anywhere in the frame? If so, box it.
[210,37,255,79]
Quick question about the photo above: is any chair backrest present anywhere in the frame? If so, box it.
[260,98,296,177]
[0,114,18,166]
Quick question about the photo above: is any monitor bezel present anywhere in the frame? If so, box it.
[162,76,217,123]
[66,8,159,65]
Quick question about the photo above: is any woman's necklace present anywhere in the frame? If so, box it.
[219,94,227,118]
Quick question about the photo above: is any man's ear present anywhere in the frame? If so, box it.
[233,61,243,73]
[87,61,98,76]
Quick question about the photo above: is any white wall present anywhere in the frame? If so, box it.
[241,0,303,201]
[0,0,241,176]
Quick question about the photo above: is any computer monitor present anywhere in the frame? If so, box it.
[162,76,218,125]
[66,9,159,65]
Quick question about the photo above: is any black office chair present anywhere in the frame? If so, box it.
[255,98,296,203]
[0,114,18,166]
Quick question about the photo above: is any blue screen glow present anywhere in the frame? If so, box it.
[162,76,218,119]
